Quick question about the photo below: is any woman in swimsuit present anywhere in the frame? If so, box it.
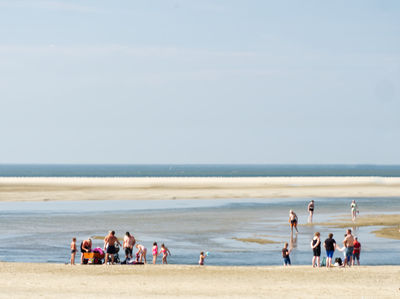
[135,244,147,264]
[152,242,158,264]
[159,243,171,264]
[351,200,358,222]
[308,200,315,223]
[310,232,321,267]
[289,210,299,233]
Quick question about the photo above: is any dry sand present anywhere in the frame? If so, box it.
[0,263,399,299]
[1,176,400,202]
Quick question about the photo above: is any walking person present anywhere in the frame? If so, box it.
[308,200,315,223]
[324,233,336,268]
[351,200,359,222]
[289,210,299,233]
[310,232,321,267]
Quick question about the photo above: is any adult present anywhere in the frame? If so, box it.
[351,200,358,222]
[352,237,361,266]
[123,232,136,260]
[310,232,321,267]
[308,200,315,223]
[136,243,147,264]
[80,238,92,264]
[104,231,121,265]
[343,229,355,267]
[324,233,336,268]
[289,210,299,233]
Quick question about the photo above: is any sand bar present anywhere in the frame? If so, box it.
[1,176,400,202]
[0,263,398,298]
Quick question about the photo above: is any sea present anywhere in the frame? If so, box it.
[0,164,399,266]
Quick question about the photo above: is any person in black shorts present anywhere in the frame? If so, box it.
[308,200,315,223]
[310,232,321,267]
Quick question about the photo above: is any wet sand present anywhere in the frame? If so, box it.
[0,263,398,298]
[311,214,400,240]
[1,176,400,202]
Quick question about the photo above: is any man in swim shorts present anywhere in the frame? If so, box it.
[289,210,299,233]
[324,233,336,268]
[343,229,354,267]
[104,230,121,265]
[123,232,136,261]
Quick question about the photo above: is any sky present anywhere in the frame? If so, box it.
[0,0,399,164]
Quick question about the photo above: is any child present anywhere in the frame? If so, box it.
[199,251,207,265]
[159,243,171,264]
[352,237,361,266]
[70,238,77,265]
[152,242,158,264]
[282,242,291,266]
[135,243,147,264]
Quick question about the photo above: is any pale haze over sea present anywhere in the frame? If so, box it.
[0,0,399,165]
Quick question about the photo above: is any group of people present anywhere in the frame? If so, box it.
[283,200,362,267]
[70,231,171,265]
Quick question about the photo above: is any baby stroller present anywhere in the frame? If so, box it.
[106,243,121,264]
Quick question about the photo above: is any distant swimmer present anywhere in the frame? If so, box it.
[308,200,315,223]
[351,200,359,222]
[289,210,299,233]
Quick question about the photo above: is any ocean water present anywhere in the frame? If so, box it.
[1,164,400,177]
[0,197,399,265]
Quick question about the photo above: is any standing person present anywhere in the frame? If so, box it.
[308,200,315,223]
[159,243,171,264]
[136,243,148,263]
[123,232,136,261]
[289,210,299,233]
[351,200,359,222]
[282,242,292,266]
[310,232,321,267]
[324,233,336,268]
[152,242,158,264]
[352,237,361,266]
[343,229,355,267]
[199,251,207,265]
[80,238,92,264]
[70,238,77,265]
[104,231,121,265]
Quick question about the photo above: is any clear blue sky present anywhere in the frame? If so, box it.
[0,0,399,164]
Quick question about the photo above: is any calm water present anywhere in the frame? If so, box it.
[0,197,399,265]
[1,164,400,177]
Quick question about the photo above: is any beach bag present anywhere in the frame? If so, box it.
[321,257,326,267]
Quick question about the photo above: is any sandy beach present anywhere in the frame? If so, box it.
[1,176,400,202]
[0,262,398,298]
